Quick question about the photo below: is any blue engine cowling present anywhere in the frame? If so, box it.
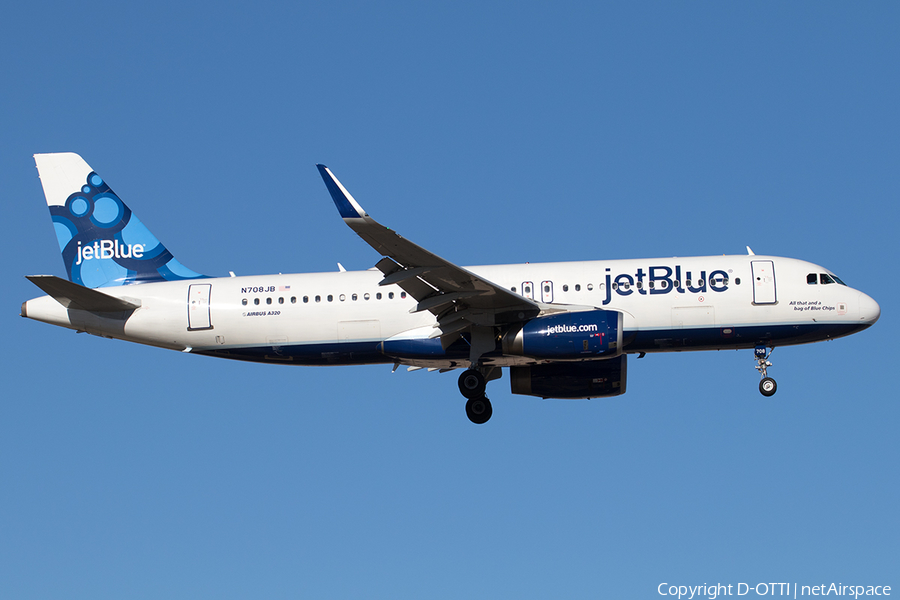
[502,309,623,360]
[510,355,627,399]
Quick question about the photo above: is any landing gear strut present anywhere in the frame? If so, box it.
[458,368,497,424]
[754,346,777,397]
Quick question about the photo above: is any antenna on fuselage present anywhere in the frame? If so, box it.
[746,246,755,255]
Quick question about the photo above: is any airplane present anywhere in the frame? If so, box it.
[21,153,881,424]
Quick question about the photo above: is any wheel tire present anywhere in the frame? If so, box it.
[458,369,486,399]
[466,396,493,424]
[759,377,777,397]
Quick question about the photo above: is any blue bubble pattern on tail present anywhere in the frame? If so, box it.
[49,171,206,288]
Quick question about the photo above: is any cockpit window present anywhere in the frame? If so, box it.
[820,273,836,285]
[832,275,847,286]
[807,273,817,285]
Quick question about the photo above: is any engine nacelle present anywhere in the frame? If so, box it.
[510,355,627,399]
[502,309,623,360]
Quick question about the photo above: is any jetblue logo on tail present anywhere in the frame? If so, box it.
[75,240,145,265]
[47,169,206,288]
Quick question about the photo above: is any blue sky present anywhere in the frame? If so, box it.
[2,1,897,598]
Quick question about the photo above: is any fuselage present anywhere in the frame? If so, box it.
[22,254,880,367]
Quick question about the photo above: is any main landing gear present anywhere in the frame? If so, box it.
[458,368,495,424]
[754,345,777,397]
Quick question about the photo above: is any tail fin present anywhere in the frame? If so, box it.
[34,153,206,288]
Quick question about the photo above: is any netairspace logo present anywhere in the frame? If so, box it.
[657,582,891,599]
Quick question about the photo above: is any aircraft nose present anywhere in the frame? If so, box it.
[858,291,881,325]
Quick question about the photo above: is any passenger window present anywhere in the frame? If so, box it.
[339,294,346,301]
[575,284,581,291]
[291,297,297,303]
[511,286,516,293]
[278,297,284,304]
[389,292,395,299]
[587,283,593,291]
[254,298,260,305]
[364,293,370,300]
[401,292,407,299]
[327,295,333,302]
[266,298,272,305]
[352,293,358,301]
[315,295,321,303]
[302,296,308,303]
[612,282,618,290]
[637,281,643,289]
[685,279,691,288]
[242,299,248,306]
[807,273,817,285]
[734,278,740,285]
[563,284,569,292]
[376,292,382,300]
[674,281,680,288]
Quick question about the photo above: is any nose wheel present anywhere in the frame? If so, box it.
[754,346,777,396]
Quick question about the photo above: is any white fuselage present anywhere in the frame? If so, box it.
[23,254,880,368]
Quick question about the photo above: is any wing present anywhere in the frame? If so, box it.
[316,165,541,346]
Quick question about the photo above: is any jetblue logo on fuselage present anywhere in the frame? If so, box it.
[599,265,729,305]
[75,240,145,265]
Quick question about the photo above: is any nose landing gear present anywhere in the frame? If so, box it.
[458,367,499,424]
[755,346,777,397]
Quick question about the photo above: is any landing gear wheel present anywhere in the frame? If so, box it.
[458,369,486,399]
[759,377,777,397]
[466,396,493,424]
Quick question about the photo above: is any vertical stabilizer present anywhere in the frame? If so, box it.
[34,153,206,288]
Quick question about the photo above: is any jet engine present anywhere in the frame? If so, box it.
[502,309,623,360]
[509,355,627,399]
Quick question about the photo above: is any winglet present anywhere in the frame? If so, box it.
[316,164,368,219]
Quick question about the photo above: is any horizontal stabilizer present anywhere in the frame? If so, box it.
[26,275,140,312]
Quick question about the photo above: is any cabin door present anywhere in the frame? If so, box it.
[187,283,213,330]
[751,261,777,304]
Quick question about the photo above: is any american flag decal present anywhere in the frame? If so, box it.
[279,285,291,292]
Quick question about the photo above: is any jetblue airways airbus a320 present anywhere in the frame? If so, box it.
[22,153,880,423]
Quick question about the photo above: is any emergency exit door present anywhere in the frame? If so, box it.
[751,260,777,304]
[188,283,213,330]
